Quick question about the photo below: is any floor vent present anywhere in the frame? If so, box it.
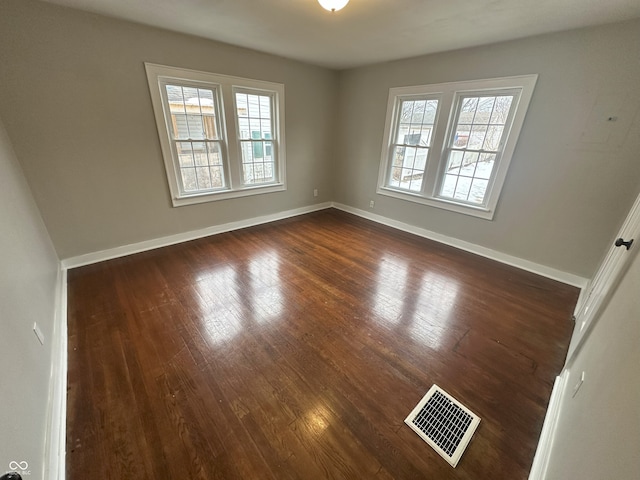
[405,384,481,467]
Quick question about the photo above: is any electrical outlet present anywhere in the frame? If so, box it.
[369,200,375,208]
[313,189,318,197]
[33,322,45,345]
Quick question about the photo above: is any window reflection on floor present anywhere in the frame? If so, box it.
[194,251,284,345]
[411,271,459,349]
[372,254,408,324]
[372,253,459,350]
[248,251,283,322]
[195,264,244,345]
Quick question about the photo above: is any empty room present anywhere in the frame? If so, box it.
[1,0,639,479]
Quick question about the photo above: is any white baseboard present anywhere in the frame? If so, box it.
[44,266,67,480]
[62,200,586,289]
[528,369,569,480]
[331,202,587,288]
[62,202,332,269]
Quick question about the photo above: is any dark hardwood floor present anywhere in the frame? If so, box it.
[66,209,579,479]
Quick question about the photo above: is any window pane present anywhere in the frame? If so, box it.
[423,100,438,124]
[236,93,248,117]
[458,97,478,124]
[389,146,426,192]
[441,174,458,198]
[420,125,433,145]
[469,179,489,204]
[446,150,464,175]
[247,94,261,118]
[249,118,261,135]
[468,125,486,150]
[236,92,272,134]
[454,176,472,200]
[261,119,272,138]
[396,99,438,147]
[259,96,271,118]
[389,166,402,188]
[206,142,223,167]
[210,166,224,188]
[186,115,205,139]
[236,92,276,186]
[408,176,423,192]
[238,118,250,139]
[396,124,410,144]
[460,152,479,176]
[192,142,208,166]
[236,93,273,142]
[181,168,197,192]
[475,97,495,124]
[195,167,211,189]
[197,88,214,108]
[489,96,514,124]
[483,126,504,151]
[170,114,188,139]
[476,153,496,179]
[240,140,275,185]
[202,115,218,140]
[165,84,219,143]
[243,163,255,183]
[405,132,420,145]
[453,125,470,148]
[166,85,186,113]
[176,142,195,167]
[176,141,224,189]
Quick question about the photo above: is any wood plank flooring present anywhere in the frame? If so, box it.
[66,209,579,479]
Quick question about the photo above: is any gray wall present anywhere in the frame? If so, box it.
[0,114,60,479]
[335,20,640,278]
[545,247,640,478]
[1,0,639,279]
[0,0,338,259]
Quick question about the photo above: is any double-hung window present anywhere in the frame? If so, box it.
[377,75,537,219]
[145,63,286,207]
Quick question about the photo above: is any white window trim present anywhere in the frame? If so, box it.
[377,75,537,220]
[145,63,286,207]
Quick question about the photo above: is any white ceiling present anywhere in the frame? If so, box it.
[41,0,640,69]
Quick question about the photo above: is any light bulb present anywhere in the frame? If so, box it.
[318,0,350,12]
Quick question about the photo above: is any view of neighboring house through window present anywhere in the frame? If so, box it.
[165,84,225,192]
[235,90,275,185]
[389,97,438,192]
[377,75,537,219]
[145,63,286,207]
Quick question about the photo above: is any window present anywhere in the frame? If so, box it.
[145,63,286,206]
[377,75,537,219]
[235,90,276,185]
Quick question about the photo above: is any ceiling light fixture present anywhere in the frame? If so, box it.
[318,0,349,12]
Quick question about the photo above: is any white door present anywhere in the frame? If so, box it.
[565,191,640,365]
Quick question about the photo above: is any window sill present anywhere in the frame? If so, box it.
[376,186,495,220]
[172,183,286,207]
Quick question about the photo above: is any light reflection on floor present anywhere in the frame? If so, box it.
[303,403,331,438]
[372,254,408,324]
[411,270,459,349]
[248,251,283,322]
[195,264,244,345]
[194,251,284,345]
[372,253,460,349]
